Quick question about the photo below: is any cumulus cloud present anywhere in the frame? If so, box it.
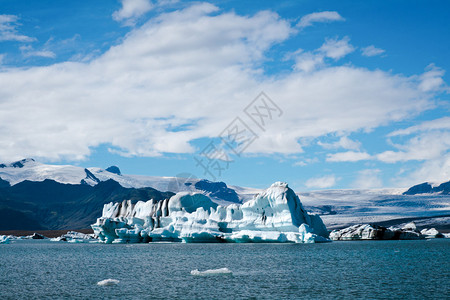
[305,175,337,189]
[294,36,354,71]
[0,14,35,42]
[0,3,441,162]
[113,0,153,25]
[375,116,450,186]
[361,45,385,57]
[297,11,345,29]
[377,131,450,163]
[327,151,371,162]
[397,153,450,186]
[418,64,446,92]
[319,36,354,59]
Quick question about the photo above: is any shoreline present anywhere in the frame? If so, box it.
[0,229,94,238]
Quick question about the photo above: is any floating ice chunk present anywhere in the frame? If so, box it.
[298,224,331,243]
[0,235,11,244]
[420,228,444,238]
[190,268,232,276]
[97,279,120,286]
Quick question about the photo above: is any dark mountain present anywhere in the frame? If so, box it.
[106,165,121,175]
[0,179,174,230]
[404,180,450,195]
[194,179,240,203]
[0,177,10,188]
[81,168,101,185]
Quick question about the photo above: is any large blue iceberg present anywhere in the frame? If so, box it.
[91,182,330,243]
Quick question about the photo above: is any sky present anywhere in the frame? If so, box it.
[0,0,449,191]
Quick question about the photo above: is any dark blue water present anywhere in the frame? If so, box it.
[1,239,449,299]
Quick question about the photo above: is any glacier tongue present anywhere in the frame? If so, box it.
[91,181,330,244]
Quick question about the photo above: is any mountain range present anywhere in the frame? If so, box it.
[0,158,449,231]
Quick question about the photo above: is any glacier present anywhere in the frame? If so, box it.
[91,182,330,244]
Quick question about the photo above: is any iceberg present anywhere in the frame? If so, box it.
[0,235,11,244]
[97,279,120,286]
[420,228,444,239]
[329,222,445,240]
[51,231,98,243]
[92,182,330,244]
[190,268,232,276]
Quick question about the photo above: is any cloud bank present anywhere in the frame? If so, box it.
[0,4,443,169]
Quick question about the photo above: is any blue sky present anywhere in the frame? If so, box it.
[0,0,449,190]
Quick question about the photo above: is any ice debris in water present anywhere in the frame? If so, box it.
[190,268,232,276]
[0,235,11,244]
[97,279,120,286]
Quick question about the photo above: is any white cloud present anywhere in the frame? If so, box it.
[419,64,446,92]
[319,36,354,59]
[20,45,56,58]
[305,175,337,189]
[318,136,361,150]
[388,117,450,137]
[294,51,324,72]
[113,0,153,25]
[377,117,450,186]
[397,153,450,187]
[294,157,319,167]
[353,169,383,189]
[293,36,354,72]
[326,151,371,162]
[0,14,35,42]
[377,131,450,163]
[0,4,440,162]
[297,11,345,29]
[361,45,385,57]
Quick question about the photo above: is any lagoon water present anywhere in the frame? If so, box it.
[1,239,449,299]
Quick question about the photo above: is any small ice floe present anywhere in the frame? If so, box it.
[97,279,120,286]
[0,235,11,244]
[190,268,232,276]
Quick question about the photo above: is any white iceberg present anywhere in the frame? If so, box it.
[420,228,444,239]
[50,231,97,243]
[0,235,11,244]
[191,268,232,276]
[97,279,120,286]
[92,182,330,244]
[329,223,444,240]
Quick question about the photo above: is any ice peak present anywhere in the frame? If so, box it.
[269,181,289,189]
[0,158,37,168]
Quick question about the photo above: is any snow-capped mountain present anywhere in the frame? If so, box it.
[0,158,449,232]
[403,180,450,195]
[0,158,240,204]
